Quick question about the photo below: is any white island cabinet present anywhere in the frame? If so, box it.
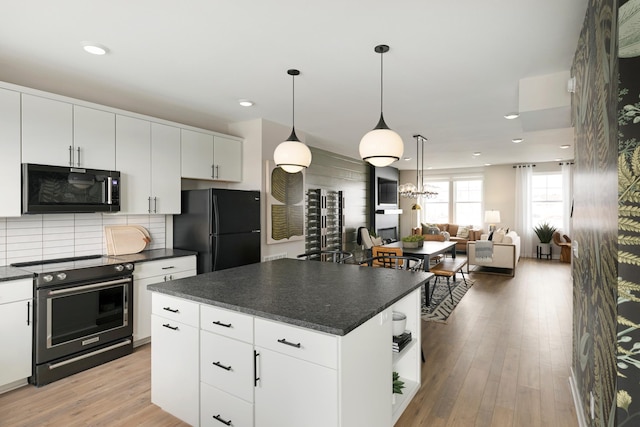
[149,259,426,427]
[151,289,421,427]
[0,278,33,393]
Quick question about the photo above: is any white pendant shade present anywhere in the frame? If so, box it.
[274,139,312,173]
[359,128,404,167]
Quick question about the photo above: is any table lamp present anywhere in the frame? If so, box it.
[485,210,501,232]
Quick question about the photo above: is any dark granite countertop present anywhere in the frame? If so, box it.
[148,258,432,336]
[110,248,197,264]
[0,266,35,282]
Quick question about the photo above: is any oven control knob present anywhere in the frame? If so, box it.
[56,273,67,281]
[124,263,134,271]
[42,274,54,282]
[115,264,125,272]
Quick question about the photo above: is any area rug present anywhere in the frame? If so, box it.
[421,278,474,323]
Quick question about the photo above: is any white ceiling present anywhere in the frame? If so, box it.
[0,0,588,170]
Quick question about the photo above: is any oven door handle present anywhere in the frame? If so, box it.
[47,277,132,296]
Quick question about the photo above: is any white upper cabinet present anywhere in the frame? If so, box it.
[213,135,242,182]
[181,129,242,182]
[21,94,73,167]
[22,94,115,170]
[150,123,181,214]
[116,115,152,214]
[73,105,115,170]
[181,129,214,180]
[115,116,181,214]
[0,88,21,217]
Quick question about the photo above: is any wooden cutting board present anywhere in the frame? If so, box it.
[105,225,151,255]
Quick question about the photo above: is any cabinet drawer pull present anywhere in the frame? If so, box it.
[213,414,232,426]
[277,338,301,348]
[162,323,178,331]
[254,350,260,386]
[212,320,232,328]
[163,307,179,313]
[161,266,175,270]
[212,361,232,371]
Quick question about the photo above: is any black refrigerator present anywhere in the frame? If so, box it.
[173,189,261,273]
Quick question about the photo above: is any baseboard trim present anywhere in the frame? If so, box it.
[569,368,588,427]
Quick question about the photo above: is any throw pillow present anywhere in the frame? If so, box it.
[371,236,383,246]
[456,226,470,239]
[488,231,494,241]
[493,230,505,243]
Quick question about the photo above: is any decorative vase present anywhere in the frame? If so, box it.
[392,311,407,336]
[539,242,551,255]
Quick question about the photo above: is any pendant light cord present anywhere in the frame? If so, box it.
[380,49,384,115]
[292,72,295,129]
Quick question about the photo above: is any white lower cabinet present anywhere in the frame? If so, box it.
[151,288,421,426]
[0,279,33,392]
[254,347,338,427]
[133,256,196,345]
[151,294,200,426]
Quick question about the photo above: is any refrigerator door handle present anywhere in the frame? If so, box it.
[251,230,261,233]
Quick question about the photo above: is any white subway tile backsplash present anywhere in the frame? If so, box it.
[0,213,166,266]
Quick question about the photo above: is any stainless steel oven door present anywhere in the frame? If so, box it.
[35,276,133,364]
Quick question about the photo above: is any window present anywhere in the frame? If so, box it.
[454,180,482,226]
[423,181,449,223]
[422,178,483,227]
[531,173,563,229]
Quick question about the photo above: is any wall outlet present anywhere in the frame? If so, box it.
[590,391,595,419]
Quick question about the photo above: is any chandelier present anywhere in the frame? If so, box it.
[398,134,438,199]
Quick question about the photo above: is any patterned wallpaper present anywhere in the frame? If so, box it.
[571,0,619,425]
[617,0,640,424]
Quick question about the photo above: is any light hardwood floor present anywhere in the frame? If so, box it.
[0,258,576,426]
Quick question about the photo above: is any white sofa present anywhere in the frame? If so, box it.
[466,230,521,276]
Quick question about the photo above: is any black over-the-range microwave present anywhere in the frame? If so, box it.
[22,163,121,214]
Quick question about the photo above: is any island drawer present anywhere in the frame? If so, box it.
[201,330,254,403]
[201,382,253,427]
[201,305,253,343]
[152,293,199,327]
[254,318,338,369]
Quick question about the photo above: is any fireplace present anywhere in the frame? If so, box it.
[377,226,398,243]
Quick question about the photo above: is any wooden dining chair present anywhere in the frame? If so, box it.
[371,246,403,268]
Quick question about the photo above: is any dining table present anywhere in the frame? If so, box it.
[382,240,457,272]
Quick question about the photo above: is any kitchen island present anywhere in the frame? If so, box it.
[148,258,431,427]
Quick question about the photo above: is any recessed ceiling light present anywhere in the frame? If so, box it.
[82,42,108,55]
[512,138,523,143]
[554,158,562,161]
[239,99,254,107]
[560,144,570,149]
[426,166,433,170]
[403,157,412,161]
[473,152,481,156]
[504,112,519,120]
[484,163,492,166]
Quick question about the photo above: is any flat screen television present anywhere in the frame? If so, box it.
[377,177,398,205]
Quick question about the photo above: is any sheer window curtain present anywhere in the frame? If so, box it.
[515,165,534,258]
[561,162,573,236]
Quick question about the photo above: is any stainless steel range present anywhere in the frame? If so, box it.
[12,255,134,386]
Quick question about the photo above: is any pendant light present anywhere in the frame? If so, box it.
[359,44,403,167]
[399,134,438,199]
[273,69,312,173]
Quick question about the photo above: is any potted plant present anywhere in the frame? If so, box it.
[401,234,424,248]
[392,371,405,404]
[533,222,557,255]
